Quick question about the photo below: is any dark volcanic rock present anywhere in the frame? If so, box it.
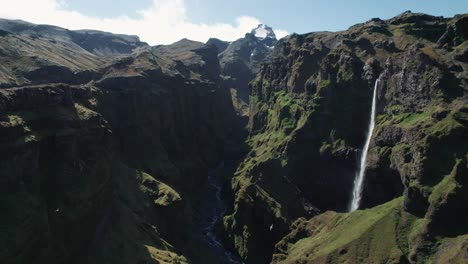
[206,37,230,54]
[70,30,147,56]
[212,24,279,117]
[0,28,243,264]
[1,11,467,264]
[0,18,148,56]
[226,12,468,264]
[0,84,113,264]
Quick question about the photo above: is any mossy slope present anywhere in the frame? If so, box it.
[225,11,468,263]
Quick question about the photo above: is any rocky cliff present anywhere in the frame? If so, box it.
[0,22,241,264]
[0,19,148,56]
[0,11,467,264]
[210,24,278,118]
[223,11,468,263]
[0,19,149,88]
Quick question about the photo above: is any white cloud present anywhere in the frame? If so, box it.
[0,0,289,45]
[274,29,289,39]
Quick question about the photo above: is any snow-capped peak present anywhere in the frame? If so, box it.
[251,24,276,40]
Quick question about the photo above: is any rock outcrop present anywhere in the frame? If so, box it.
[0,27,241,263]
[0,18,148,56]
[1,11,467,264]
[212,24,278,118]
[224,11,468,263]
[0,19,148,88]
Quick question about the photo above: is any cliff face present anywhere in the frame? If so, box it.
[224,12,468,263]
[0,19,148,88]
[93,39,238,193]
[212,25,277,117]
[0,18,148,56]
[0,25,240,263]
[0,84,113,263]
[1,12,467,264]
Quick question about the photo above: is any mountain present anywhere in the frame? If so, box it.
[0,11,467,264]
[251,24,277,41]
[210,24,278,119]
[0,18,150,88]
[206,37,230,54]
[223,11,468,263]
[0,18,148,56]
[0,24,243,264]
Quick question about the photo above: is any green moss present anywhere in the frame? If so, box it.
[319,142,332,154]
[426,113,462,138]
[398,110,432,128]
[388,104,403,113]
[250,95,258,104]
[144,246,188,264]
[285,197,408,263]
[381,105,464,141]
[377,104,439,128]
[453,105,468,122]
[275,90,294,108]
[337,67,354,82]
[428,159,461,205]
[317,79,330,93]
[281,117,296,132]
[259,102,269,112]
[431,235,468,263]
[392,142,410,153]
[140,171,181,206]
[276,196,458,263]
[377,146,392,156]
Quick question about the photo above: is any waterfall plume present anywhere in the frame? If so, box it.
[349,78,380,212]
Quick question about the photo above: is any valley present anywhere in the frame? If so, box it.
[0,10,467,264]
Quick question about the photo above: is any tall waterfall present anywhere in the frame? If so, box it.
[349,78,380,212]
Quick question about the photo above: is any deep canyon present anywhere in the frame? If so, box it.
[0,11,467,264]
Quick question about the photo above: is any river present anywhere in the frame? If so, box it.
[199,161,243,264]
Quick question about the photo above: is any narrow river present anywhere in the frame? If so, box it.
[199,161,243,264]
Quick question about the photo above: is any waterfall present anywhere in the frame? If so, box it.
[349,78,380,212]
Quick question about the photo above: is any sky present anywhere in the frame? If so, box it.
[0,0,466,45]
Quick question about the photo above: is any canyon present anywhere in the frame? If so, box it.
[0,11,467,264]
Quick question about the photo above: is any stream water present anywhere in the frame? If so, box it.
[349,78,380,212]
[199,161,243,264]
[199,80,381,258]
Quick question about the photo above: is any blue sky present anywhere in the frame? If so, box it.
[1,0,467,44]
[65,0,468,34]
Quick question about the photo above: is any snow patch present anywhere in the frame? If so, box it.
[254,24,268,39]
[251,24,276,40]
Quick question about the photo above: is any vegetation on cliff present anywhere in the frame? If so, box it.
[223,11,468,263]
[0,25,241,263]
[0,10,467,264]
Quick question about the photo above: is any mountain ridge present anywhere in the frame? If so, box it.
[0,18,148,56]
[0,10,467,264]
